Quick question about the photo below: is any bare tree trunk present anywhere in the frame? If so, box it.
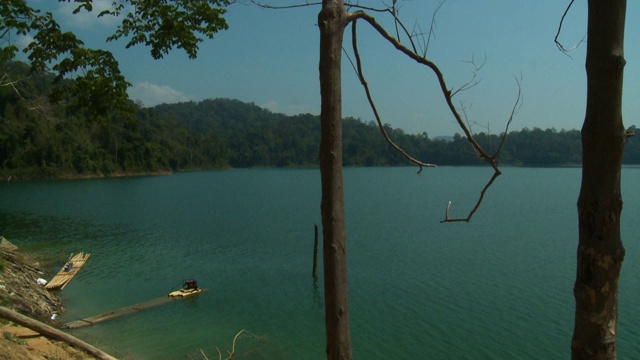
[318,1,352,359]
[572,1,627,359]
[313,224,319,279]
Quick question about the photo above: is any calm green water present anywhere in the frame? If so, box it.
[1,167,640,359]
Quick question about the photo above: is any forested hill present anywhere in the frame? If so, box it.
[154,99,289,137]
[2,60,640,180]
[0,61,230,179]
[153,98,640,168]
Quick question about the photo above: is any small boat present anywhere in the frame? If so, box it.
[168,288,203,297]
[168,279,202,297]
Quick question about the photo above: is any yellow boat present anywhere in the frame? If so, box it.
[168,288,203,297]
[168,279,202,297]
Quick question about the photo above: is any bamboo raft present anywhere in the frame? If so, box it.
[45,252,91,291]
[63,289,206,329]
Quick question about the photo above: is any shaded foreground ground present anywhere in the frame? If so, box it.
[0,322,89,359]
[0,237,110,359]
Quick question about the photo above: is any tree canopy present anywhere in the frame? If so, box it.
[2,63,640,180]
[1,0,230,121]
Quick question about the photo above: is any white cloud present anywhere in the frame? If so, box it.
[16,34,34,51]
[262,100,279,113]
[55,1,124,29]
[128,82,191,107]
[262,100,314,115]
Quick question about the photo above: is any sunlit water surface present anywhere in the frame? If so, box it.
[1,167,640,359]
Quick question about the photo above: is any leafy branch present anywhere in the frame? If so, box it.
[2,0,232,121]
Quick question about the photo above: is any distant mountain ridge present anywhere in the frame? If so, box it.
[150,98,640,168]
[154,98,288,137]
[3,60,640,180]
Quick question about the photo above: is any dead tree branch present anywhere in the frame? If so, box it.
[554,0,586,57]
[215,329,246,360]
[423,0,446,57]
[347,11,494,164]
[492,75,522,158]
[441,171,500,223]
[0,74,30,95]
[0,70,53,117]
[253,1,518,222]
[347,9,522,222]
[250,1,321,10]
[351,19,437,173]
[451,55,485,97]
[348,1,446,57]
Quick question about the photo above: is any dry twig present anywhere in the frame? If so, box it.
[216,329,246,360]
[554,0,586,57]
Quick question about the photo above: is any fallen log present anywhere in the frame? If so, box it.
[0,306,117,360]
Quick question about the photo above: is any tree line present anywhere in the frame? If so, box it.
[2,1,632,358]
[156,98,640,168]
[0,61,229,179]
[2,61,640,180]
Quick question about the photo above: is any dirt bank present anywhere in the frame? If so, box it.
[0,237,97,359]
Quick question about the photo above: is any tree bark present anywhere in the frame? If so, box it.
[572,1,627,359]
[313,224,319,279]
[0,306,117,360]
[318,1,352,359]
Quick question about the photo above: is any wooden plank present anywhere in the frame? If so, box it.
[64,296,176,329]
[63,289,206,329]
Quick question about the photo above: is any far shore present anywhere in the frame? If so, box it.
[3,169,175,182]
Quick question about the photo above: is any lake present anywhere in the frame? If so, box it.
[1,167,639,359]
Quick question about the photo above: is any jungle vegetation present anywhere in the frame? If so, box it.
[1,60,639,180]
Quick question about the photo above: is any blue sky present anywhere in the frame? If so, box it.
[25,1,640,137]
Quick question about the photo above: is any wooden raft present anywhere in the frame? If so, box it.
[45,252,91,291]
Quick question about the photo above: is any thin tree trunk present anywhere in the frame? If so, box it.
[318,1,352,359]
[313,224,319,279]
[572,1,626,359]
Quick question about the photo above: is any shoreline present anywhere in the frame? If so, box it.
[3,169,175,182]
[0,237,115,359]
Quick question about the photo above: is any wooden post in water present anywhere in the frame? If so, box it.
[312,224,319,279]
